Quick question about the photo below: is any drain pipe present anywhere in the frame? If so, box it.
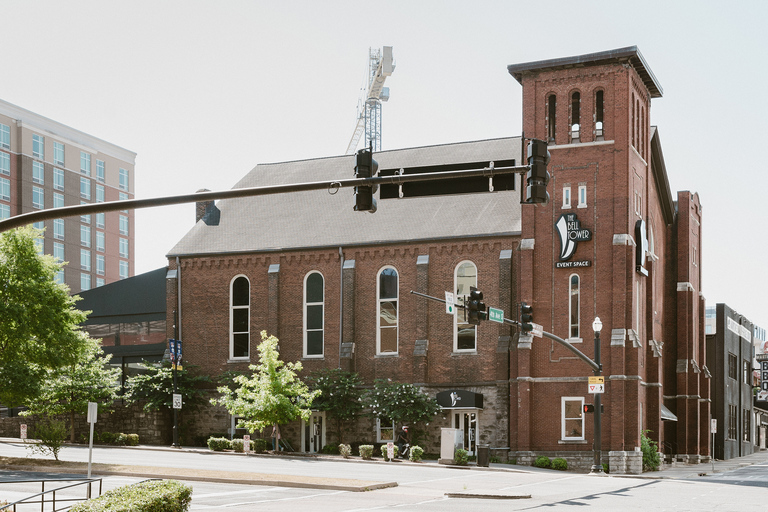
[339,247,344,369]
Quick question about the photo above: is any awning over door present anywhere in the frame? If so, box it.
[661,404,678,422]
[436,390,483,409]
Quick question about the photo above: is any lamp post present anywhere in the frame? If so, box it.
[590,317,604,474]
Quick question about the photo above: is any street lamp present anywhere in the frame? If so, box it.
[590,317,604,474]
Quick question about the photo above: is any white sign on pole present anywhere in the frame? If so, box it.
[531,322,544,338]
[20,424,27,440]
[173,393,183,410]
[445,292,455,315]
[243,434,251,453]
[387,442,395,461]
[711,419,717,434]
[588,383,605,394]
[87,402,98,424]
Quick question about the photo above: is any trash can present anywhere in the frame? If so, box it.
[477,444,490,467]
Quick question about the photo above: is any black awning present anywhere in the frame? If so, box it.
[436,390,483,409]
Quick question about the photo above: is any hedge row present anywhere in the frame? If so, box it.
[70,479,192,512]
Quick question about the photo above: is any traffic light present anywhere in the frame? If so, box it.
[467,287,486,325]
[520,302,533,332]
[583,404,603,413]
[354,148,378,213]
[525,139,550,204]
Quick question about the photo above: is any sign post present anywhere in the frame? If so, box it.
[87,402,98,479]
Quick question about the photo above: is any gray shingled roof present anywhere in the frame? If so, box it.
[167,137,523,257]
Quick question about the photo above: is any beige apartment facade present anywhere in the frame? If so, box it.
[0,98,136,291]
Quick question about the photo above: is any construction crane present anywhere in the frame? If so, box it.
[346,46,395,155]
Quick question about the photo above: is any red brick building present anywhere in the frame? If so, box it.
[167,47,707,472]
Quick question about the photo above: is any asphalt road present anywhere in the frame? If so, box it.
[2,440,767,511]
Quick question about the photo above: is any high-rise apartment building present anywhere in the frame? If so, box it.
[0,98,135,292]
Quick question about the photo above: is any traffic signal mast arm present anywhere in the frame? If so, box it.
[0,162,529,233]
[409,290,599,373]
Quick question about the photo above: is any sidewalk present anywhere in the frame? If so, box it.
[632,449,768,480]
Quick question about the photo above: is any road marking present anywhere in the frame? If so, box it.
[500,475,581,490]
[191,490,347,509]
[193,486,281,498]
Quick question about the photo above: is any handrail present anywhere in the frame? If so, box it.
[0,478,102,511]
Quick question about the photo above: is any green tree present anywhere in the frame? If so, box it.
[0,227,91,406]
[21,339,120,441]
[211,331,319,445]
[366,379,441,444]
[124,362,212,444]
[308,368,364,444]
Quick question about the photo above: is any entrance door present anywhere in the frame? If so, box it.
[453,410,478,455]
[302,411,325,453]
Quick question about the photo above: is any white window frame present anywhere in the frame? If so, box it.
[80,176,91,199]
[0,177,9,201]
[568,273,581,342]
[119,260,129,279]
[454,260,478,352]
[80,151,91,175]
[119,168,129,191]
[577,184,587,208]
[376,417,396,443]
[53,141,65,166]
[53,168,64,190]
[230,275,250,360]
[376,266,399,355]
[53,242,64,263]
[0,124,9,149]
[96,254,105,275]
[562,185,571,209]
[119,214,129,236]
[562,396,585,440]
[53,219,64,240]
[81,225,91,247]
[80,248,91,271]
[1,204,11,220]
[0,151,9,175]
[80,272,91,291]
[32,161,44,184]
[119,237,129,258]
[33,134,44,159]
[32,186,44,209]
[95,230,105,252]
[303,271,324,358]
[96,160,105,182]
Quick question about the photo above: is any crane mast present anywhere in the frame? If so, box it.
[346,46,395,155]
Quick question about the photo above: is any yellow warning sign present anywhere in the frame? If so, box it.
[588,376,604,385]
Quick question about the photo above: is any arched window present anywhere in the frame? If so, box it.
[570,91,580,142]
[569,274,580,340]
[546,94,557,143]
[455,261,478,351]
[377,267,398,355]
[230,275,250,359]
[594,90,604,139]
[304,271,324,358]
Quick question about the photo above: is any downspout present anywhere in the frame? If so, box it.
[339,247,344,369]
[176,257,182,342]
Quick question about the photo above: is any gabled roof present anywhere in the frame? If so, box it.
[507,46,663,98]
[168,137,523,257]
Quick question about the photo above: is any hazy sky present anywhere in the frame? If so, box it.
[3,0,767,325]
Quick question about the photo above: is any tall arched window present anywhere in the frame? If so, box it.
[377,267,398,355]
[304,271,324,358]
[594,90,604,139]
[547,94,557,143]
[570,91,580,142]
[569,274,580,340]
[230,275,250,359]
[455,261,478,351]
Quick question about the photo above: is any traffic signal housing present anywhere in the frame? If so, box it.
[583,404,604,413]
[354,148,378,213]
[525,139,550,204]
[467,287,487,325]
[520,302,533,332]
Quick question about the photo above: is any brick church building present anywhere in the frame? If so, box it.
[166,46,707,473]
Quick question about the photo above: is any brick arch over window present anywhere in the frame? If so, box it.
[570,90,581,143]
[304,271,324,358]
[230,275,250,360]
[377,266,398,355]
[594,88,605,140]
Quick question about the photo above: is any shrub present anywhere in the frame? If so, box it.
[552,457,568,471]
[489,455,501,464]
[641,430,661,472]
[99,432,117,445]
[321,443,340,455]
[409,445,424,462]
[380,444,399,461]
[534,456,551,468]
[116,433,129,446]
[70,479,192,511]
[602,462,610,474]
[454,448,468,466]
[339,444,352,458]
[126,434,139,446]
[26,419,67,461]
[207,437,232,451]
[252,438,268,453]
[359,444,374,460]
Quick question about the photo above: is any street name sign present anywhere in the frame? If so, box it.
[488,307,504,323]
[445,292,455,315]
